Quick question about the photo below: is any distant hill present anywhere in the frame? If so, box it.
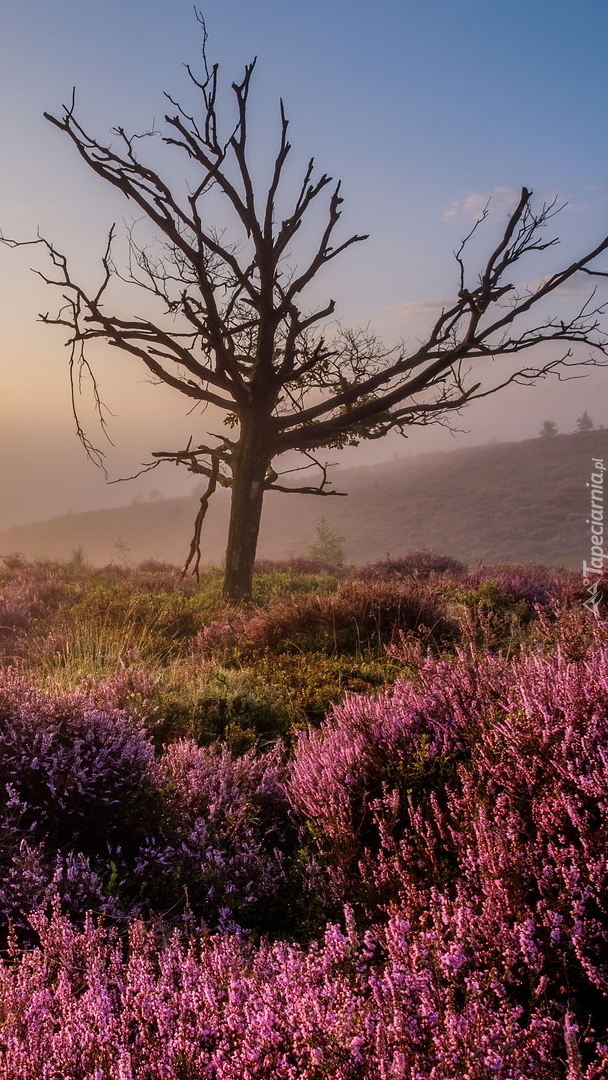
[0,430,605,568]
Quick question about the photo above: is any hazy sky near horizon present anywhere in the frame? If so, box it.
[1,0,608,529]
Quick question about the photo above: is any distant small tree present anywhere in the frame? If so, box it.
[66,546,90,571]
[540,420,558,438]
[306,518,346,566]
[113,536,131,567]
[576,411,594,432]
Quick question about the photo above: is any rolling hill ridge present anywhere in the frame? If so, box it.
[0,429,605,568]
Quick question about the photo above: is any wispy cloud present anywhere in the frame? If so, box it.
[443,187,593,225]
[521,271,607,300]
[377,299,447,338]
[377,269,606,342]
[442,186,521,223]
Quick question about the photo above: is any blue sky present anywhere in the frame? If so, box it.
[1,0,607,526]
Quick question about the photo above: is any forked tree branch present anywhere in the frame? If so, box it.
[182,452,220,579]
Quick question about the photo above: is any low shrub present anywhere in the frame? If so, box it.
[288,635,608,1050]
[131,740,293,931]
[144,667,292,752]
[360,550,467,581]
[195,579,457,661]
[0,671,156,859]
[246,651,401,731]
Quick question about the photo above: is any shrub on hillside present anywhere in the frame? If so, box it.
[360,550,467,581]
[131,740,293,930]
[288,637,608,1050]
[0,671,156,858]
[195,580,456,660]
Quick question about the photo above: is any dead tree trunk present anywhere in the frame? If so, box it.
[222,416,272,602]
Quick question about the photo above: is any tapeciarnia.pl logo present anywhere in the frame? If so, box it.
[582,457,606,617]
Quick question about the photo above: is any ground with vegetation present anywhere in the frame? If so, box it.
[0,550,606,1077]
[1,428,606,567]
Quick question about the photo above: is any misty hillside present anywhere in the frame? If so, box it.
[0,430,605,568]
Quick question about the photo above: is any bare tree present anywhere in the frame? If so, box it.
[576,411,594,432]
[5,21,608,599]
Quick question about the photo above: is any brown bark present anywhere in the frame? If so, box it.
[222,417,272,601]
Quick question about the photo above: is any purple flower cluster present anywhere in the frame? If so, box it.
[131,740,291,928]
[0,632,608,1072]
[288,639,608,1069]
[0,902,593,1077]
[0,672,293,934]
[0,670,157,932]
[0,670,156,854]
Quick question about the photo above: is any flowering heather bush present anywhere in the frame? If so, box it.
[0,674,294,933]
[0,904,599,1078]
[457,562,580,608]
[288,637,608,1061]
[0,670,156,859]
[194,604,249,659]
[289,645,499,868]
[73,665,161,720]
[527,601,608,663]
[0,843,120,936]
[195,579,456,660]
[159,739,289,828]
[130,740,293,930]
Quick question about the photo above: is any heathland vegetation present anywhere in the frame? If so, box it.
[0,550,606,1075]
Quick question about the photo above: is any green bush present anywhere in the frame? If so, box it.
[246,652,400,730]
[143,668,292,753]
